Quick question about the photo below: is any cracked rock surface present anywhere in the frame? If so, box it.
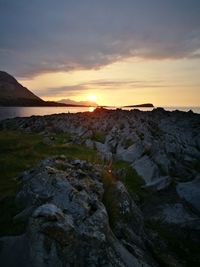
[0,157,156,267]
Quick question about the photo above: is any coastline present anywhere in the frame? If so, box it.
[0,107,200,266]
[0,105,200,122]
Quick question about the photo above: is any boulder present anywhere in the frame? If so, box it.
[116,142,144,163]
[132,156,160,184]
[160,203,199,226]
[176,176,200,212]
[143,176,171,191]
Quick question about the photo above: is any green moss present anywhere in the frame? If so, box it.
[91,131,106,143]
[101,170,119,227]
[123,139,134,149]
[101,160,150,227]
[112,160,149,201]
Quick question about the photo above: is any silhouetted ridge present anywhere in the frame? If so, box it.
[0,71,44,106]
[0,71,67,106]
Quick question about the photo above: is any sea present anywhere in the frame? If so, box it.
[0,106,199,121]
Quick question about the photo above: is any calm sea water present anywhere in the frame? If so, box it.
[0,106,199,121]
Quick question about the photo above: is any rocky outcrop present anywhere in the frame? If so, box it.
[1,108,199,191]
[0,108,200,266]
[0,157,156,267]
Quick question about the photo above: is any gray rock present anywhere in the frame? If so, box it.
[32,203,65,220]
[0,157,154,267]
[132,156,160,184]
[95,141,113,162]
[95,141,108,153]
[143,176,171,191]
[161,203,199,225]
[85,139,94,149]
[176,176,200,212]
[1,105,200,266]
[42,136,52,145]
[116,142,144,163]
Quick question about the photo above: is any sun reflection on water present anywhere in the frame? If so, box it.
[89,107,95,112]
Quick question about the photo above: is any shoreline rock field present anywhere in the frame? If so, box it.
[0,107,200,266]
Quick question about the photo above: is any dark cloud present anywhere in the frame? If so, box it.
[83,79,164,87]
[0,0,200,77]
[38,85,87,97]
[38,79,168,97]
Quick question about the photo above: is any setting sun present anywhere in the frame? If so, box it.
[87,95,97,101]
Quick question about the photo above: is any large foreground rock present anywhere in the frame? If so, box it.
[0,157,155,267]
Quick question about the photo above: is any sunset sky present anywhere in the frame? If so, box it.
[0,0,200,106]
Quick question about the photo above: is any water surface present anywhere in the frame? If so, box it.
[0,106,199,121]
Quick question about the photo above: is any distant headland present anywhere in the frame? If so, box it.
[123,103,154,108]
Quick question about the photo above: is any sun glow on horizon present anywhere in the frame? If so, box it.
[19,57,200,107]
[87,95,97,102]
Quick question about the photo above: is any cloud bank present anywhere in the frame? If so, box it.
[38,79,168,97]
[0,0,200,77]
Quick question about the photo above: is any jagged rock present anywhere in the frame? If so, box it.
[95,141,108,153]
[2,108,199,187]
[143,176,171,191]
[111,182,146,248]
[85,139,94,149]
[1,106,200,266]
[32,203,65,220]
[132,155,160,184]
[176,176,200,212]
[160,203,199,225]
[1,107,199,186]
[0,157,155,267]
[95,141,112,162]
[116,142,144,163]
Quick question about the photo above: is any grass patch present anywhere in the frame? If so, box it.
[0,130,100,198]
[0,130,101,236]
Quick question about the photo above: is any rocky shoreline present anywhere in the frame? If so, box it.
[0,107,200,266]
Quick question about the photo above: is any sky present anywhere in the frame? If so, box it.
[0,0,200,106]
